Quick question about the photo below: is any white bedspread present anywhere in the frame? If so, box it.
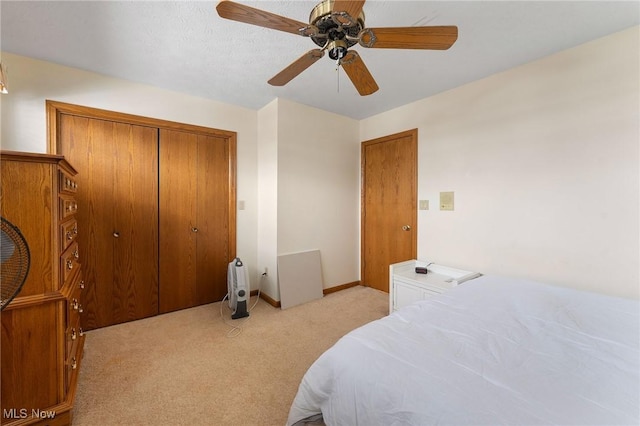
[287,276,640,425]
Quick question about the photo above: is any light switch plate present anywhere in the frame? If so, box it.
[440,192,454,211]
[419,200,429,210]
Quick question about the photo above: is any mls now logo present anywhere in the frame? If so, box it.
[3,408,56,419]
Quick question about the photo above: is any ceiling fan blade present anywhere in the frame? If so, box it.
[268,49,325,86]
[332,1,366,20]
[216,0,308,36]
[360,26,458,50]
[341,51,378,96]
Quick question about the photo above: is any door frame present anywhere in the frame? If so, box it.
[46,99,237,278]
[361,128,418,290]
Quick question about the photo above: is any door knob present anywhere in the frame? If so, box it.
[402,225,411,231]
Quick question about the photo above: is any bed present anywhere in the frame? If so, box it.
[287,275,639,425]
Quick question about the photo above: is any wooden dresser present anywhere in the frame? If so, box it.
[1,151,85,425]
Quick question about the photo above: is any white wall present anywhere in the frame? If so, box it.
[0,52,260,287]
[360,26,640,299]
[276,98,360,290]
[255,98,360,300]
[256,99,279,298]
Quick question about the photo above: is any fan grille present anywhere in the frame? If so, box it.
[1,217,31,310]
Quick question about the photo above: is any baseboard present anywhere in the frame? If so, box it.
[251,280,362,308]
[254,290,281,308]
[323,280,361,295]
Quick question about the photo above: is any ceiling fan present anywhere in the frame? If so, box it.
[216,0,458,96]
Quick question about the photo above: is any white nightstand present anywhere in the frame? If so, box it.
[389,260,481,313]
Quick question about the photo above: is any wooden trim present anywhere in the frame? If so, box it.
[2,293,66,310]
[257,291,281,308]
[46,100,236,154]
[227,134,237,263]
[323,280,361,295]
[1,151,76,175]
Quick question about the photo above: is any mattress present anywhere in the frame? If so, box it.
[287,275,640,425]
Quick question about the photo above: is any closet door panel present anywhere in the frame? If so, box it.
[59,115,116,329]
[112,123,159,322]
[159,129,198,313]
[52,101,236,327]
[196,135,231,303]
[58,115,159,328]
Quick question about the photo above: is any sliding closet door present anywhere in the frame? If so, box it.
[159,129,231,313]
[58,114,159,329]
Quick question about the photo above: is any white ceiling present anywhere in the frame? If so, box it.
[1,1,638,120]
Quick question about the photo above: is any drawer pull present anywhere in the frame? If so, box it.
[79,280,85,289]
[71,357,77,370]
[79,304,84,313]
[113,231,120,238]
[71,328,77,340]
[79,328,84,337]
[73,249,79,259]
[73,225,78,234]
[66,260,73,270]
[191,227,199,233]
[72,299,79,310]
[66,231,73,240]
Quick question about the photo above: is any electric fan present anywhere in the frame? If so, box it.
[1,217,31,310]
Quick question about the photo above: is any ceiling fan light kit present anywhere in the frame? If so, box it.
[216,0,458,96]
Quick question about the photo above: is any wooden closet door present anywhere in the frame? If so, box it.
[159,130,198,312]
[159,130,231,313]
[59,115,159,329]
[111,123,159,323]
[196,134,231,302]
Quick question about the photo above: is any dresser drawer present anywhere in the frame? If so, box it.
[60,218,79,252]
[65,317,83,361]
[59,169,78,194]
[65,338,80,392]
[59,195,78,219]
[68,270,84,317]
[60,242,80,286]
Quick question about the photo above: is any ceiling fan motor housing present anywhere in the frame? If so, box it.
[309,0,364,51]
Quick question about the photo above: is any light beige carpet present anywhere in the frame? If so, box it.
[72,285,389,426]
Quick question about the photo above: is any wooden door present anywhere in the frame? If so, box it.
[159,130,231,313]
[196,134,231,302]
[361,129,417,292]
[58,114,159,329]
